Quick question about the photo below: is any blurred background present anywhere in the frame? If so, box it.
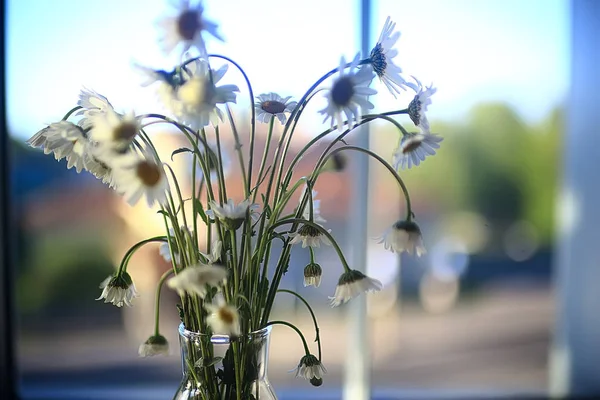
[6,0,570,397]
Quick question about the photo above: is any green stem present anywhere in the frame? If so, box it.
[117,236,167,276]
[252,115,275,203]
[225,105,249,198]
[153,269,174,336]
[266,320,311,355]
[62,105,83,121]
[276,290,322,360]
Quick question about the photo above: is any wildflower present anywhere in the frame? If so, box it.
[254,92,298,125]
[205,300,241,337]
[303,262,323,288]
[207,198,252,230]
[369,17,408,97]
[377,220,426,256]
[111,151,169,208]
[294,354,327,387]
[289,224,331,248]
[167,263,228,298]
[27,121,90,173]
[96,272,138,307]
[319,53,376,132]
[89,109,140,151]
[392,130,443,170]
[329,269,382,307]
[157,0,223,56]
[138,334,169,357]
[407,77,437,131]
[175,62,239,129]
[85,151,116,187]
[76,88,115,130]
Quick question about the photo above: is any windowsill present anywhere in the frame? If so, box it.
[20,385,545,400]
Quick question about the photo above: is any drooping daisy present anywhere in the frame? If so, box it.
[377,219,426,256]
[157,0,223,56]
[96,272,138,308]
[27,121,90,173]
[369,17,408,97]
[392,130,443,170]
[294,354,327,387]
[205,299,241,337]
[299,186,327,224]
[76,88,114,130]
[206,198,252,230]
[138,334,169,357]
[254,93,298,125]
[319,54,376,132]
[329,269,382,307]
[89,109,140,151]
[111,151,169,208]
[303,262,323,288]
[167,263,228,298]
[289,224,331,248]
[175,62,239,129]
[85,151,116,187]
[407,78,437,132]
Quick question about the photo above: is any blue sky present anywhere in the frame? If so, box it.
[7,0,569,139]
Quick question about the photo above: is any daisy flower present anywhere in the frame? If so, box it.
[205,299,241,337]
[369,17,408,97]
[89,109,140,151]
[303,262,323,288]
[407,77,437,132]
[206,198,252,231]
[392,130,443,170]
[289,224,331,248]
[319,54,376,132]
[157,0,223,56]
[111,151,169,208]
[138,334,169,357]
[76,88,114,130]
[167,263,228,298]
[254,92,298,125]
[294,354,327,387]
[85,151,116,187]
[175,62,239,129]
[329,269,382,307]
[377,220,426,256]
[27,121,90,173]
[96,272,138,308]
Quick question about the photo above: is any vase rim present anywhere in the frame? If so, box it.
[178,323,272,340]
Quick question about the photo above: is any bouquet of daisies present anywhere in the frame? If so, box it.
[27,1,440,398]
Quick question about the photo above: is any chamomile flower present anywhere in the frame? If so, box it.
[167,263,228,298]
[319,54,376,132]
[96,272,138,308]
[89,109,140,151]
[138,334,169,357]
[369,17,408,97]
[206,198,252,230]
[407,78,437,132]
[76,88,114,130]
[299,186,326,224]
[157,0,223,56]
[205,299,241,337]
[377,220,426,256]
[175,62,239,129]
[289,224,331,248]
[329,269,382,307]
[392,130,443,170]
[85,151,116,188]
[294,354,327,387]
[111,151,169,208]
[27,121,90,173]
[303,262,323,288]
[254,92,298,125]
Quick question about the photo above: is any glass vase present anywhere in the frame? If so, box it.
[174,323,277,400]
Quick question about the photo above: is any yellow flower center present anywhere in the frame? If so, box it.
[113,122,138,142]
[177,10,202,41]
[218,307,234,325]
[136,161,161,187]
[261,101,286,114]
